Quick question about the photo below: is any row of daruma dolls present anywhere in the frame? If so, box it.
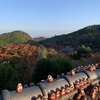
[69,64,97,77]
[44,75,90,91]
[48,78,91,100]
[35,81,100,100]
[74,78,91,89]
[38,75,90,100]
[75,83,100,100]
[16,75,54,93]
[48,84,86,100]
[89,83,100,100]
[49,78,90,100]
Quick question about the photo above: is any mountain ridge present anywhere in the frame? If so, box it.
[0,30,36,47]
[39,24,100,50]
[1,24,100,49]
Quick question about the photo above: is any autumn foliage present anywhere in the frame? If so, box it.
[0,44,40,84]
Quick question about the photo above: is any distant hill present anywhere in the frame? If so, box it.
[0,30,36,47]
[39,24,100,50]
[34,37,47,42]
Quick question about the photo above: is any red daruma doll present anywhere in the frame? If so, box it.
[47,75,54,83]
[16,83,23,93]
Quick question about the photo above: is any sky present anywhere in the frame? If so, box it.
[0,0,100,38]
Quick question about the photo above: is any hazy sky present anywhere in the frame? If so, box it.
[0,0,100,37]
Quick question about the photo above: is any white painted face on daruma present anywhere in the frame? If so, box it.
[70,70,75,76]
[74,81,80,89]
[60,87,65,96]
[48,75,53,83]
[16,83,23,93]
[55,89,60,98]
[65,86,70,94]
[79,89,85,96]
[49,92,56,100]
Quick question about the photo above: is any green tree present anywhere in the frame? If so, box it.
[0,61,19,91]
[32,58,52,83]
[51,57,73,77]
[38,44,47,59]
[32,57,73,84]
[77,45,92,59]
[79,57,86,65]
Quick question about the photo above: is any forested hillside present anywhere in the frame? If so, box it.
[0,30,36,47]
[1,25,100,91]
[1,25,100,50]
[34,37,47,42]
[39,25,100,50]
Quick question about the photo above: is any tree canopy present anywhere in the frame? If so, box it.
[0,30,36,47]
[0,61,19,91]
[32,57,73,84]
[77,45,92,59]
[39,25,100,50]
[70,45,92,60]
